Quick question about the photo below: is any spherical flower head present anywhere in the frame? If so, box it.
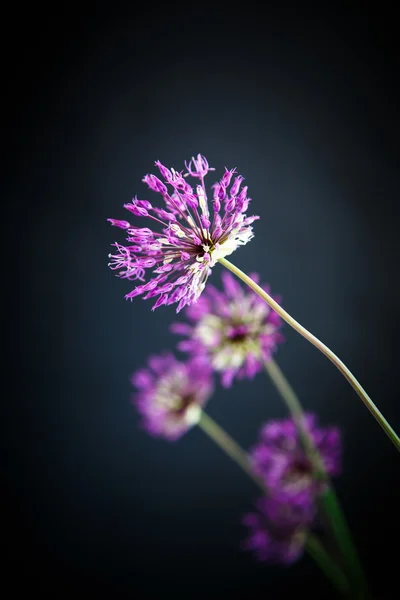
[250,413,342,504]
[108,154,259,312]
[131,353,214,441]
[242,496,312,565]
[171,271,284,387]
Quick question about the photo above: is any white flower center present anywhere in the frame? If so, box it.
[194,298,274,371]
[153,370,202,430]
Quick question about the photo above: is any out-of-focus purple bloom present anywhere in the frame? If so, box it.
[108,154,259,312]
[242,496,312,565]
[250,413,342,504]
[131,353,214,441]
[242,414,340,565]
[171,271,284,387]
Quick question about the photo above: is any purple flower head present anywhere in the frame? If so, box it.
[108,154,259,312]
[131,353,214,441]
[171,271,284,387]
[242,496,311,565]
[250,414,342,504]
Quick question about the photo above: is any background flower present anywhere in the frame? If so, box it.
[108,155,259,312]
[250,414,342,505]
[131,353,214,441]
[171,271,284,386]
[242,496,312,565]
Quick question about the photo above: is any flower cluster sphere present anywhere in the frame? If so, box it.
[132,353,214,441]
[172,271,284,387]
[250,413,342,504]
[108,155,259,312]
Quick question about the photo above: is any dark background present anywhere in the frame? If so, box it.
[4,3,400,598]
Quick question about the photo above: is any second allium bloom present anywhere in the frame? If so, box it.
[172,271,284,387]
[108,154,259,312]
[131,353,214,441]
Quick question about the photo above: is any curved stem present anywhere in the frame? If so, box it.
[219,257,400,452]
[197,409,349,596]
[264,359,326,479]
[198,410,264,491]
[306,534,350,596]
[321,487,369,599]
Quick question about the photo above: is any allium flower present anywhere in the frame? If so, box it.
[108,154,259,312]
[250,414,342,504]
[242,496,313,565]
[131,353,214,441]
[171,271,284,387]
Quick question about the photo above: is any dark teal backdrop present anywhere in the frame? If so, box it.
[5,4,400,598]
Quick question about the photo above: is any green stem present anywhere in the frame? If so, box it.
[197,410,349,596]
[306,534,350,596]
[263,358,369,598]
[198,410,264,491]
[218,256,400,452]
[264,359,326,480]
[321,488,369,599]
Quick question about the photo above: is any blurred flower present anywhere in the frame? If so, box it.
[250,413,342,504]
[242,496,313,565]
[171,271,284,387]
[108,154,259,312]
[131,353,214,440]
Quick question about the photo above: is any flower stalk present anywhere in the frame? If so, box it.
[264,359,327,478]
[219,256,400,452]
[198,410,264,490]
[306,535,350,596]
